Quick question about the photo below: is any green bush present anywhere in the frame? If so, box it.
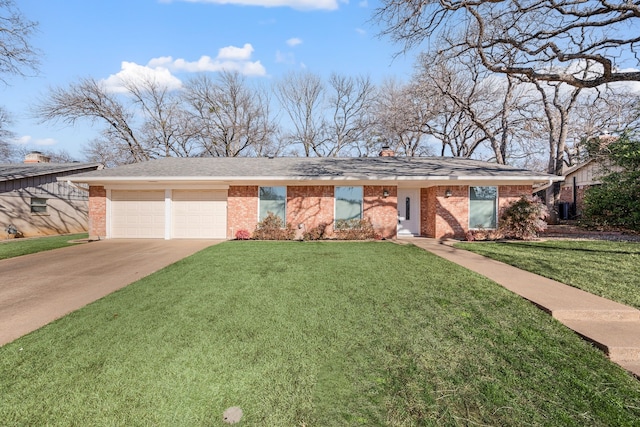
[583,135,640,231]
[498,196,549,240]
[252,212,295,240]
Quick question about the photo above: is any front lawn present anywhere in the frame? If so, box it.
[455,240,640,310]
[1,242,639,426]
[0,233,88,260]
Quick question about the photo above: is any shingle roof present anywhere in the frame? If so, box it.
[0,163,103,182]
[67,156,559,183]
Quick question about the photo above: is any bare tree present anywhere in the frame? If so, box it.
[274,70,325,156]
[371,77,434,156]
[0,105,15,161]
[374,0,640,88]
[182,71,277,157]
[413,51,532,163]
[322,73,376,156]
[0,0,39,85]
[123,77,195,158]
[36,77,148,163]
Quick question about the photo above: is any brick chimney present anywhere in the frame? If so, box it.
[379,145,395,157]
[24,151,51,164]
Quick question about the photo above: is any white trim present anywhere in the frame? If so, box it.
[106,189,112,239]
[103,183,229,190]
[164,189,172,240]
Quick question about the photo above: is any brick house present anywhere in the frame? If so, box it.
[67,154,560,240]
[0,152,102,239]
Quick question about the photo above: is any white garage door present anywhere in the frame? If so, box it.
[111,190,165,238]
[172,190,227,239]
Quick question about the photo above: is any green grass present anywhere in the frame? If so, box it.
[0,233,88,260]
[1,241,639,426]
[455,240,640,310]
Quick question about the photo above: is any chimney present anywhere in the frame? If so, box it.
[379,145,395,157]
[24,151,51,164]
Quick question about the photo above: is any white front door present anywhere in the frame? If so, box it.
[397,188,420,236]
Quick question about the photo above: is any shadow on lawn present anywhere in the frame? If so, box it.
[494,240,640,256]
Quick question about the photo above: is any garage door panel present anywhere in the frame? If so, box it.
[111,191,165,238]
[172,190,227,239]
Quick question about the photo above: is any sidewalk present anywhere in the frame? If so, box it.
[404,237,640,379]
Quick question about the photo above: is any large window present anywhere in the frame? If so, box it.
[469,186,497,229]
[30,197,48,214]
[335,186,363,222]
[259,186,286,222]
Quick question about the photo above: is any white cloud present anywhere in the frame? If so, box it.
[286,38,303,47]
[218,43,254,60]
[358,0,368,7]
[355,28,366,36]
[171,0,339,11]
[102,61,183,93]
[14,135,57,147]
[102,43,266,93]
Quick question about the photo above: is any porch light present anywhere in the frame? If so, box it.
[383,189,389,198]
[445,189,452,198]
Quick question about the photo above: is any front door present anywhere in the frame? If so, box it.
[397,188,420,236]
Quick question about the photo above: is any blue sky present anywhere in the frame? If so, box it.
[2,0,415,159]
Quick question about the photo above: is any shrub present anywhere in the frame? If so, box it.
[252,212,295,240]
[235,229,251,240]
[465,228,504,241]
[499,196,549,240]
[303,223,328,241]
[334,218,379,240]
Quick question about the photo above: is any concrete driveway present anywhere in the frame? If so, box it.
[0,239,221,346]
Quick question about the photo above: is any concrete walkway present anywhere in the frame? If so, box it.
[404,238,640,378]
[0,239,221,346]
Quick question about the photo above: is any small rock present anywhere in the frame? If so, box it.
[223,406,243,424]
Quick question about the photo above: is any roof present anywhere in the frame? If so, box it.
[67,156,561,185]
[0,162,103,182]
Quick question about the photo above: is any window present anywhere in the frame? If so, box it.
[30,197,48,214]
[469,186,497,229]
[335,186,363,222]
[259,186,286,222]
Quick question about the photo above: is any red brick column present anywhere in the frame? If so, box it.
[434,186,468,239]
[227,186,258,239]
[364,185,397,239]
[88,186,106,239]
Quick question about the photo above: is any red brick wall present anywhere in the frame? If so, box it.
[364,185,397,239]
[419,185,534,239]
[88,186,106,239]
[287,185,334,236]
[421,187,436,237]
[227,186,258,239]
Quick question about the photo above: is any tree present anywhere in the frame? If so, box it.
[274,70,325,157]
[36,77,148,163]
[583,134,640,231]
[182,72,278,157]
[370,77,434,156]
[0,0,38,85]
[412,50,532,163]
[0,105,15,161]
[374,0,640,88]
[322,73,376,156]
[1,0,39,161]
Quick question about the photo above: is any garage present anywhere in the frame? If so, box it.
[171,190,227,239]
[111,190,165,238]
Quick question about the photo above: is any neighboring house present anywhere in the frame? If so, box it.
[558,159,619,219]
[67,151,561,240]
[0,152,102,239]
